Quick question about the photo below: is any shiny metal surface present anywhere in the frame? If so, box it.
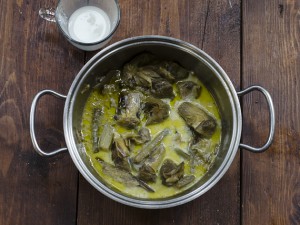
[64,35,242,208]
[30,90,68,156]
[237,86,275,152]
[31,36,275,208]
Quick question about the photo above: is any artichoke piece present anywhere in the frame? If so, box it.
[136,127,151,144]
[112,154,131,172]
[134,68,161,88]
[177,81,201,99]
[160,159,184,187]
[123,127,151,146]
[189,138,215,173]
[122,64,137,88]
[190,138,213,166]
[138,144,166,182]
[122,127,151,151]
[115,91,142,129]
[98,124,114,151]
[156,66,176,82]
[151,78,175,99]
[122,53,157,88]
[174,148,190,160]
[132,129,169,164]
[144,97,170,125]
[111,136,131,171]
[91,108,103,153]
[138,164,156,183]
[144,144,166,172]
[96,158,154,192]
[94,70,121,91]
[176,175,195,188]
[140,64,177,83]
[159,61,189,81]
[178,102,217,137]
[99,158,138,186]
[113,136,130,157]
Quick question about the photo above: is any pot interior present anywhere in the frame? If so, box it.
[66,37,241,207]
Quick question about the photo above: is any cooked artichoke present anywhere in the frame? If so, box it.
[132,129,169,164]
[176,175,195,188]
[115,91,143,129]
[138,164,156,183]
[121,53,157,88]
[138,144,166,182]
[155,66,176,82]
[159,61,189,81]
[134,68,161,88]
[189,138,217,173]
[151,78,175,99]
[91,108,103,153]
[177,81,201,99]
[178,102,217,137]
[144,97,170,125]
[98,124,114,151]
[136,127,151,143]
[94,70,121,91]
[123,127,151,146]
[122,64,137,88]
[174,148,190,160]
[96,158,154,192]
[191,138,212,162]
[160,159,184,186]
[189,138,215,169]
[111,136,131,171]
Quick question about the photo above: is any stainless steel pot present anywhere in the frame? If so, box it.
[30,36,275,209]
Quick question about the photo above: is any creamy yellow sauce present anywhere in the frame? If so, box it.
[80,73,221,199]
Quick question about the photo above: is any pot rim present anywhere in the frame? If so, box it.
[63,35,242,208]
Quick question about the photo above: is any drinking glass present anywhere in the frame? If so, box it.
[39,0,120,51]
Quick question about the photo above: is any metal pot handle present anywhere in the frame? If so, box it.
[237,85,275,152]
[30,90,68,157]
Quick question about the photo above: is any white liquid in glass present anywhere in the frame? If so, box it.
[68,6,111,43]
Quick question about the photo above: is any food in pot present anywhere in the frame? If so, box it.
[178,102,217,138]
[177,80,201,99]
[96,157,154,192]
[80,53,221,199]
[114,91,142,129]
[143,97,170,125]
[138,143,166,182]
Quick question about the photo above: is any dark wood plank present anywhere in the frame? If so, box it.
[242,0,300,224]
[0,0,84,224]
[78,0,241,224]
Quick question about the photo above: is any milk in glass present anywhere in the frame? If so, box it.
[68,6,111,43]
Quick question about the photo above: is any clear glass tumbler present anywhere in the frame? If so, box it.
[39,0,120,51]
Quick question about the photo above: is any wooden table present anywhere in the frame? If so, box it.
[1,0,299,224]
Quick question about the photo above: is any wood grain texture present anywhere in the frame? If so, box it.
[0,0,83,224]
[79,0,241,224]
[242,0,300,224]
[1,0,298,223]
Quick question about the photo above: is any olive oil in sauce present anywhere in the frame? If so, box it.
[80,58,221,199]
